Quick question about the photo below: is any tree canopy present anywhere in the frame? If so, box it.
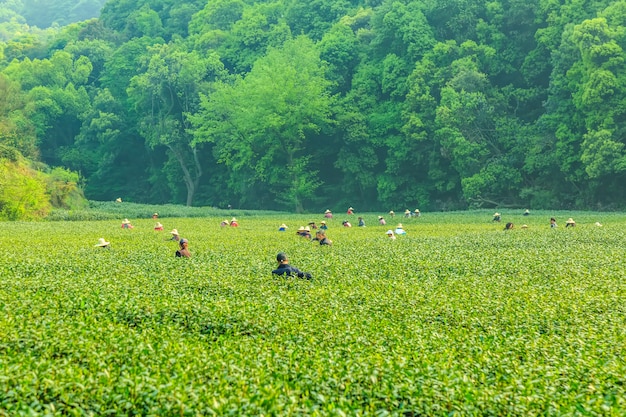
[2,0,626,212]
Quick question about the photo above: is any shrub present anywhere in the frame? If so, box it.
[0,158,50,220]
[46,166,88,210]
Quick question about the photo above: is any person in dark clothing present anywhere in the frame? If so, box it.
[272,252,312,279]
[175,238,191,258]
[319,235,332,246]
[296,226,312,239]
[312,230,332,246]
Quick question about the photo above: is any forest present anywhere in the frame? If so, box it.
[1,0,626,215]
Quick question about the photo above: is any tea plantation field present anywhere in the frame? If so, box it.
[1,210,625,415]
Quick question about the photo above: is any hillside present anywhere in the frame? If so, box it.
[1,0,626,213]
[0,0,107,30]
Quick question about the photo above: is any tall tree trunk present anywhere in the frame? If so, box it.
[168,144,202,206]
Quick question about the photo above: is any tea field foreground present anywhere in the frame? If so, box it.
[1,210,625,415]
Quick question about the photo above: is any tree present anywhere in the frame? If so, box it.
[193,36,333,212]
[127,41,226,206]
[283,0,358,41]
[539,4,626,207]
[318,20,363,94]
[1,51,93,167]
[190,2,292,74]
[100,0,205,41]
[0,73,38,159]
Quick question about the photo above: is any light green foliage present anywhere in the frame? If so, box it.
[0,157,50,220]
[46,166,87,210]
[188,0,246,32]
[48,201,283,221]
[1,210,625,413]
[581,129,626,178]
[130,5,164,38]
[0,145,87,218]
[193,36,333,212]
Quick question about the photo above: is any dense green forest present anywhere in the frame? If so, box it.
[1,0,626,214]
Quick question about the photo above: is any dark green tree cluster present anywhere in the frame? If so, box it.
[1,0,626,212]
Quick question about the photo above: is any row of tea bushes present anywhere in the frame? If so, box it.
[1,211,625,414]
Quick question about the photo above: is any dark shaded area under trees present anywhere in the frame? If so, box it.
[1,0,626,212]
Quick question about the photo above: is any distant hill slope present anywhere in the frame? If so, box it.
[0,0,107,28]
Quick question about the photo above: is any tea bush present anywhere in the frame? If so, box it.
[48,201,286,221]
[1,210,625,415]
